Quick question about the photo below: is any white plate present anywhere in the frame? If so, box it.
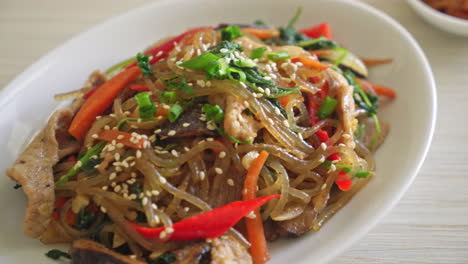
[0,0,436,263]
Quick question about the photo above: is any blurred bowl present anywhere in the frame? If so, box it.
[407,0,468,36]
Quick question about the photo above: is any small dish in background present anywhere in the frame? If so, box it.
[407,0,468,36]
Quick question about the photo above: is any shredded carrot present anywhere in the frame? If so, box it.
[356,77,396,99]
[291,57,330,71]
[308,49,333,57]
[97,130,148,149]
[68,67,141,141]
[155,106,169,117]
[361,58,393,67]
[242,28,280,39]
[277,95,292,108]
[242,151,270,264]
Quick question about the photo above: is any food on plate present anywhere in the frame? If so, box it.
[7,8,395,264]
[423,0,468,19]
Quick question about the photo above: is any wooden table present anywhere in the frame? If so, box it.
[1,0,467,263]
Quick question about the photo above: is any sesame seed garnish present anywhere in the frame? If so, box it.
[102,186,108,191]
[206,81,212,87]
[139,193,145,199]
[104,125,110,130]
[196,80,206,87]
[215,168,223,175]
[182,122,191,127]
[263,76,272,80]
[114,185,121,193]
[321,184,327,190]
[131,172,137,178]
[184,146,190,152]
[162,104,170,110]
[117,135,125,140]
[283,120,290,128]
[146,190,152,197]
[268,118,274,125]
[319,156,325,163]
[92,134,98,139]
[136,150,142,159]
[151,203,158,210]
[142,197,148,206]
[184,207,190,212]
[130,194,137,200]
[291,73,297,80]
[320,142,327,150]
[129,255,136,260]
[156,50,163,57]
[96,116,102,120]
[159,231,167,239]
[114,153,120,161]
[171,149,179,157]
[330,164,337,172]
[240,82,247,88]
[206,137,214,142]
[246,211,256,219]
[100,206,107,213]
[220,48,229,53]
[154,129,162,134]
[298,132,303,140]
[109,172,117,181]
[265,88,271,96]
[274,107,281,115]
[258,87,265,93]
[152,190,160,196]
[244,101,250,107]
[167,130,176,136]
[342,133,351,139]
[199,172,206,180]
[166,227,174,234]
[227,179,234,186]
[296,62,304,67]
[159,176,167,184]
[219,151,226,158]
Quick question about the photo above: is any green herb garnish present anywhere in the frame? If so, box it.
[13,184,22,189]
[167,103,183,122]
[161,90,178,104]
[76,207,96,230]
[250,47,267,59]
[221,25,243,41]
[45,249,71,260]
[137,53,153,77]
[56,142,106,185]
[202,104,251,144]
[355,171,372,178]
[161,75,195,96]
[267,51,291,61]
[153,252,176,264]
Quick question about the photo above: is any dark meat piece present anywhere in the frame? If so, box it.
[277,206,317,236]
[173,242,211,264]
[159,104,216,138]
[71,240,144,264]
[6,108,74,238]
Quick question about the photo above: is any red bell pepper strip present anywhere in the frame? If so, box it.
[335,171,352,191]
[127,26,213,68]
[130,195,280,241]
[97,130,148,149]
[129,84,149,92]
[69,67,142,141]
[327,153,340,161]
[300,23,332,40]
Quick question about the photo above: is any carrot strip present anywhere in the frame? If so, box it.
[242,151,270,264]
[361,58,393,67]
[291,57,330,71]
[356,77,396,99]
[69,67,141,140]
[242,28,280,39]
[97,130,148,149]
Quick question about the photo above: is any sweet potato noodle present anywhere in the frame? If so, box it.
[9,18,393,264]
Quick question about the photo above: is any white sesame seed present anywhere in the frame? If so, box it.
[156,50,163,57]
[291,73,297,80]
[319,155,325,163]
[104,125,110,130]
[96,116,102,120]
[154,129,162,134]
[258,87,265,93]
[100,206,107,213]
[116,135,125,140]
[92,134,98,139]
[136,150,142,159]
[219,151,226,158]
[159,176,167,184]
[131,172,137,178]
[152,190,160,196]
[330,164,337,172]
[115,166,122,172]
[199,172,206,180]
[274,107,281,115]
[296,62,304,67]
[298,132,304,140]
[162,104,170,110]
[130,194,137,200]
[167,130,176,136]
[146,190,152,197]
[109,172,117,181]
[184,146,190,152]
[265,88,271,96]
[129,255,136,260]
[215,168,223,175]
[246,211,256,219]
[102,186,108,191]
[142,197,148,206]
[159,231,167,239]
[321,142,327,150]
[206,137,214,142]
[268,118,274,125]
[139,193,145,199]
[220,48,229,53]
[227,179,234,186]
[342,133,351,139]
[338,143,346,147]
[154,215,160,223]
[182,122,191,127]
[321,184,327,190]
[206,81,212,87]
[171,149,179,157]
[184,207,190,212]
[166,227,174,234]
[114,153,120,161]
[283,120,290,128]
[240,82,247,88]
[196,80,206,87]
[114,185,121,193]
[256,93,263,98]
[151,203,158,210]
[263,76,272,80]
[116,143,124,149]
[244,101,250,107]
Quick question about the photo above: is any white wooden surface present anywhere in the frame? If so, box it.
[1,0,467,263]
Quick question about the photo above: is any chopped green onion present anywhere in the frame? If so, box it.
[136,53,153,77]
[167,103,183,122]
[161,90,178,104]
[180,52,219,69]
[161,75,195,96]
[297,37,339,50]
[135,92,156,119]
[332,47,348,66]
[56,142,106,185]
[355,171,372,178]
[227,67,247,82]
[221,25,243,41]
[250,47,267,59]
[267,51,290,61]
[202,104,225,123]
[317,96,338,119]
